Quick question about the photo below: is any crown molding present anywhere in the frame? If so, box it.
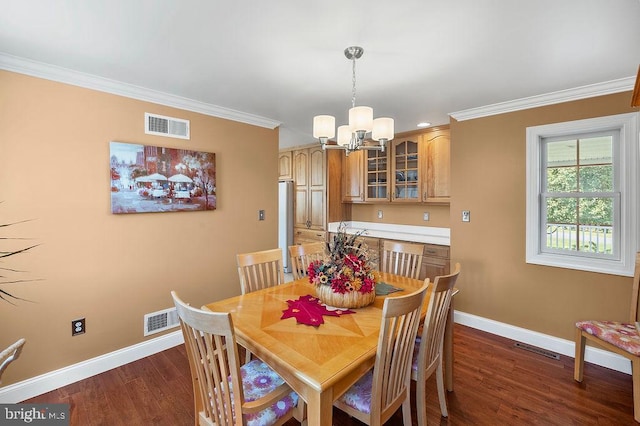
[0,52,281,130]
[450,76,637,122]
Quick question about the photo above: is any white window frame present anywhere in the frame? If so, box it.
[526,112,639,276]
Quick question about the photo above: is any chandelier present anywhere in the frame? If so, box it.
[313,46,394,154]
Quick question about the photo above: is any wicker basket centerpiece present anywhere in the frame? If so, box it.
[307,223,378,309]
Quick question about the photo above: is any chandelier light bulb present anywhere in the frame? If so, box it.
[372,117,394,141]
[337,125,351,147]
[349,106,373,133]
[313,115,336,139]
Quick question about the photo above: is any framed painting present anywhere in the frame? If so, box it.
[110,141,216,214]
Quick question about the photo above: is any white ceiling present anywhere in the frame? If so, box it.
[1,0,639,149]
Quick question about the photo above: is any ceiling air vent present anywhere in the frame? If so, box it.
[145,112,190,140]
[143,307,180,336]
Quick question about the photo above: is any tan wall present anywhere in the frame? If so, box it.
[449,91,638,340]
[0,71,279,386]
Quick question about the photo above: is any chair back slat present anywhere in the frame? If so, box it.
[171,291,243,426]
[237,248,285,294]
[417,263,461,377]
[381,241,424,280]
[370,282,428,422]
[289,242,326,280]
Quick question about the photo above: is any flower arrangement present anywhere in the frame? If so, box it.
[307,224,379,308]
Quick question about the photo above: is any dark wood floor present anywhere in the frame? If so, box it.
[24,324,635,425]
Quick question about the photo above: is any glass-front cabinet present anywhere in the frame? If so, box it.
[365,148,389,201]
[391,138,421,202]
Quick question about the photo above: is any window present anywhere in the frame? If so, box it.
[526,113,638,276]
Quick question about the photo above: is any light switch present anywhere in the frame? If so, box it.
[258,210,265,221]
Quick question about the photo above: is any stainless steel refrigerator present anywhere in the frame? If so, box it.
[278,180,294,273]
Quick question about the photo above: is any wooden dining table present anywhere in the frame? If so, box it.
[204,272,457,426]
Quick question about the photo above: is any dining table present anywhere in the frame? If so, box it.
[204,272,458,426]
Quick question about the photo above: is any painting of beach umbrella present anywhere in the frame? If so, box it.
[168,174,193,183]
[146,173,168,181]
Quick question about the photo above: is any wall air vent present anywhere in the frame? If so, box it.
[145,113,190,140]
[143,307,180,336]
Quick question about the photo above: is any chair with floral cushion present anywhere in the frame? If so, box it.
[171,291,303,426]
[289,242,326,280]
[412,263,461,426]
[380,240,424,280]
[236,248,285,294]
[574,252,640,423]
[333,282,428,425]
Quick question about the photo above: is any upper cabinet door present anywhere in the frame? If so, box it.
[391,138,421,202]
[364,148,389,202]
[420,128,451,203]
[278,151,293,180]
[342,149,364,202]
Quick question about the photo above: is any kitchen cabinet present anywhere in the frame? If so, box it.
[339,126,450,204]
[342,150,364,202]
[328,232,450,281]
[420,128,450,202]
[391,137,421,202]
[278,150,293,180]
[288,146,344,244]
[293,146,325,232]
[365,148,389,202]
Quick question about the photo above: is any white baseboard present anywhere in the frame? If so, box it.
[1,312,631,403]
[0,330,184,403]
[455,311,632,375]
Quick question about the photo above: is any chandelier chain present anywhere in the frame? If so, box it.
[351,56,356,109]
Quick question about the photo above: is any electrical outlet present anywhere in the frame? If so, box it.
[462,210,471,222]
[258,210,265,221]
[423,212,430,221]
[377,210,383,219]
[72,318,85,336]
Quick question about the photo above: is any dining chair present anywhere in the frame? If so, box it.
[380,240,424,280]
[333,282,428,426]
[0,338,26,384]
[171,291,302,426]
[289,242,326,280]
[575,252,640,422]
[412,263,461,426]
[236,248,285,294]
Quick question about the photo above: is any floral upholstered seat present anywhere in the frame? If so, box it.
[575,320,640,356]
[336,371,374,414]
[236,359,299,426]
[574,252,640,423]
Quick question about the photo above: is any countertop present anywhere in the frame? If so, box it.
[327,221,450,246]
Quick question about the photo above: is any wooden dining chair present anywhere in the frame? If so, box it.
[412,263,461,426]
[0,338,26,384]
[333,282,428,426]
[575,252,640,422]
[236,248,285,294]
[171,291,302,426]
[289,242,326,280]
[380,240,424,280]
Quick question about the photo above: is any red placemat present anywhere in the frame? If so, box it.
[281,294,355,326]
